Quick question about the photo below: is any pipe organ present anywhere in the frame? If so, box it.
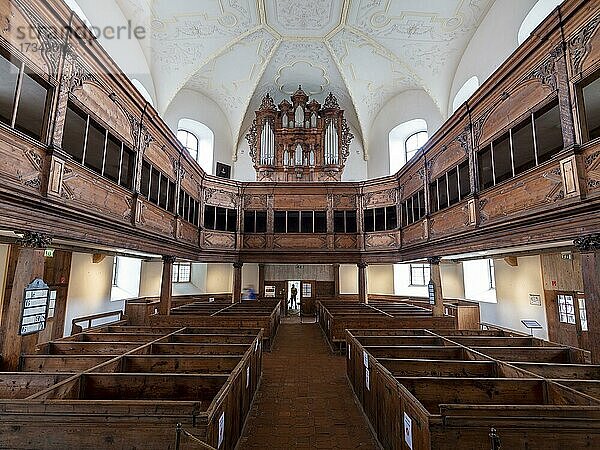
[246,87,354,182]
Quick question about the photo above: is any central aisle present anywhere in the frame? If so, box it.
[237,322,380,449]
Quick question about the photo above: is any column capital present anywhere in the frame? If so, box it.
[233,262,244,269]
[162,255,176,264]
[427,256,442,265]
[357,262,368,269]
[574,234,600,252]
[18,231,53,249]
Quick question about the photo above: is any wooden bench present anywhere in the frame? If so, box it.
[0,326,264,449]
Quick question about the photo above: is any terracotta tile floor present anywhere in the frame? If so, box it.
[237,323,380,450]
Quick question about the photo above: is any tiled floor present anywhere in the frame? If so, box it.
[237,323,380,450]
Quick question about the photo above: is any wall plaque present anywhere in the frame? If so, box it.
[20,278,50,336]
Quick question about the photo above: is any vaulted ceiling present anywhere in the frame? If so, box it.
[116,0,496,158]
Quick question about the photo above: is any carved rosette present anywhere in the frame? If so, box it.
[574,234,600,252]
[18,231,53,249]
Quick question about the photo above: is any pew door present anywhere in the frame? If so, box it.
[547,291,590,351]
[300,281,315,319]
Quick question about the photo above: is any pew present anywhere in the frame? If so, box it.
[346,328,600,450]
[0,325,264,449]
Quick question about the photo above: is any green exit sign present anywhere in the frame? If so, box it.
[44,249,55,258]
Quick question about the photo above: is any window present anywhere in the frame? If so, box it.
[410,264,430,286]
[518,0,563,45]
[244,211,267,233]
[401,190,425,227]
[557,293,576,324]
[272,211,327,233]
[334,210,357,233]
[364,207,398,232]
[139,159,176,213]
[477,101,563,190]
[405,131,428,162]
[488,259,496,290]
[430,161,471,213]
[302,283,312,298]
[581,73,600,142]
[452,76,480,113]
[578,295,588,332]
[204,206,237,232]
[62,102,137,190]
[179,190,200,225]
[177,119,214,174]
[172,262,191,283]
[0,49,50,141]
[389,119,428,174]
[131,79,154,107]
[177,129,199,161]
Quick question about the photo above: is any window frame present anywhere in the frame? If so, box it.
[203,205,237,232]
[177,129,199,161]
[405,131,428,162]
[488,259,496,290]
[363,206,398,233]
[172,262,192,283]
[409,264,430,287]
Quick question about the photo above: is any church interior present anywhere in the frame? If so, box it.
[0,0,600,448]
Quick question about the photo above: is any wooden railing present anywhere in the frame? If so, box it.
[71,310,126,335]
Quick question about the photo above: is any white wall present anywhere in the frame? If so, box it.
[368,90,444,179]
[367,265,394,295]
[340,264,358,294]
[463,259,497,303]
[393,264,428,297]
[64,253,122,336]
[441,263,466,299]
[110,256,141,301]
[164,89,233,176]
[448,0,538,117]
[478,256,548,339]
[138,260,162,297]
[206,264,233,293]
[242,263,259,291]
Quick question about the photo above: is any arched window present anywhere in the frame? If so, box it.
[177,129,199,161]
[131,79,154,107]
[518,0,563,45]
[389,119,428,175]
[452,76,480,113]
[177,119,214,174]
[405,131,428,162]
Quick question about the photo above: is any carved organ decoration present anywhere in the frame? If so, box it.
[246,87,354,182]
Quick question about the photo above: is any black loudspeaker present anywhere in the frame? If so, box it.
[216,162,231,179]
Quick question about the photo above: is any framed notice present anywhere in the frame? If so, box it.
[246,366,250,389]
[20,279,50,336]
[404,413,413,449]
[529,294,542,306]
[218,412,225,448]
[428,282,436,305]
[264,286,276,298]
[365,368,370,391]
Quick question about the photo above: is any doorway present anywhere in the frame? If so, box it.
[287,280,301,316]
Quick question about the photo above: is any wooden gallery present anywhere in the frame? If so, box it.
[0,0,599,449]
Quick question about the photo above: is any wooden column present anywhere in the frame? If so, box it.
[258,264,265,299]
[232,262,243,303]
[575,235,600,363]
[428,257,444,317]
[158,256,175,316]
[358,263,368,304]
[1,233,50,370]
[333,263,340,298]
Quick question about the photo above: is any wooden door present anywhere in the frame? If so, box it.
[546,291,590,351]
[300,280,315,316]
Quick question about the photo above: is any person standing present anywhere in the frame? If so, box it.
[290,284,298,309]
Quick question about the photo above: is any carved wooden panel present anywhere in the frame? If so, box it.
[332,194,356,209]
[429,203,471,239]
[273,194,327,209]
[72,82,133,146]
[138,200,174,236]
[428,135,468,180]
[400,164,424,200]
[0,0,52,74]
[202,231,236,249]
[364,231,400,250]
[334,234,358,249]
[402,222,426,247]
[145,139,177,180]
[583,146,600,195]
[243,194,268,209]
[478,164,564,225]
[177,220,199,246]
[363,188,397,208]
[204,188,237,208]
[243,235,267,249]
[477,81,554,147]
[273,234,327,249]
[567,11,600,75]
[0,135,44,193]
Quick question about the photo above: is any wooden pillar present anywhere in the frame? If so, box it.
[232,262,243,303]
[428,257,444,317]
[575,235,600,363]
[1,233,50,370]
[333,263,340,298]
[358,263,368,304]
[158,256,175,316]
[258,264,265,299]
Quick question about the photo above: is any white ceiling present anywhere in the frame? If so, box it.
[116,0,496,158]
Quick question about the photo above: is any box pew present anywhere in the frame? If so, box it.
[346,328,600,450]
[0,326,264,449]
[471,346,587,363]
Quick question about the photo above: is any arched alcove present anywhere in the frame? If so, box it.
[452,76,480,113]
[177,118,215,175]
[518,0,563,45]
[388,119,428,175]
